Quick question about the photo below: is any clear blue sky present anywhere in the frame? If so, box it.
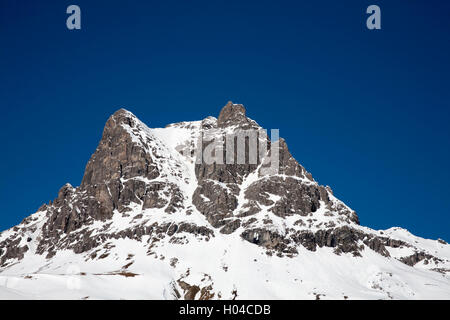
[0,0,449,241]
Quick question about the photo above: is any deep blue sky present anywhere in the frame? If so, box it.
[0,0,449,241]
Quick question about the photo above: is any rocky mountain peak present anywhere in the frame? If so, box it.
[111,107,137,122]
[80,108,157,187]
[103,108,138,134]
[217,101,249,128]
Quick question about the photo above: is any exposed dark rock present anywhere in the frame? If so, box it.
[217,101,252,129]
[431,268,450,274]
[241,226,392,258]
[400,252,442,266]
[0,238,29,266]
[220,219,241,234]
[258,138,312,180]
[192,181,238,228]
[178,280,201,300]
[243,177,322,218]
[241,228,295,254]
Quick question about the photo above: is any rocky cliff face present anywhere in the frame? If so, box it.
[0,102,449,300]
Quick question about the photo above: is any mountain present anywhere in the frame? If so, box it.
[1,102,449,300]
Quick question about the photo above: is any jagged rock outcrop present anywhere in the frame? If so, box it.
[217,101,255,129]
[241,226,394,258]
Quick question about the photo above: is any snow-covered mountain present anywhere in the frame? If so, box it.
[1,102,449,300]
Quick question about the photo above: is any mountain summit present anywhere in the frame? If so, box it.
[217,101,248,127]
[1,102,450,299]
